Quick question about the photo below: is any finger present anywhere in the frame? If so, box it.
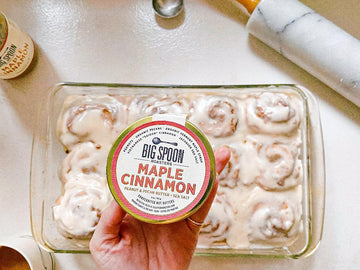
[188,146,231,228]
[214,146,231,175]
[93,200,127,237]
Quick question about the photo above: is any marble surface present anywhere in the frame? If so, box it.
[0,0,359,269]
[247,0,360,107]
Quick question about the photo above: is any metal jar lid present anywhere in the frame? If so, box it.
[107,114,215,224]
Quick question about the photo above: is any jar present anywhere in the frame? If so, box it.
[0,12,35,79]
[107,114,216,224]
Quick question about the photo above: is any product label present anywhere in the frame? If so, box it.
[108,117,212,222]
[0,17,34,79]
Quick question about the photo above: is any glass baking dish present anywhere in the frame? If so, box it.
[30,83,325,258]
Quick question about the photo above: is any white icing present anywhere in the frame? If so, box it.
[212,185,303,249]
[188,96,239,137]
[54,89,305,247]
[59,142,109,183]
[246,92,300,135]
[254,141,302,191]
[53,179,111,238]
[128,95,190,123]
[57,95,128,150]
[217,140,259,187]
[217,146,242,188]
[198,192,234,247]
[248,197,302,244]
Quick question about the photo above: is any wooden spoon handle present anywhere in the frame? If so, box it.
[236,0,261,14]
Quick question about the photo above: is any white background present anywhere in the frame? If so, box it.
[0,0,359,269]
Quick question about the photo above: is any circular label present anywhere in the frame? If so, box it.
[107,117,214,223]
[0,14,34,79]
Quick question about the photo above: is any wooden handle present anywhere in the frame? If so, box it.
[236,0,261,14]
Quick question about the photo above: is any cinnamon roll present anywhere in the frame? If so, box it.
[188,96,239,137]
[128,95,190,122]
[248,200,301,244]
[57,95,127,151]
[217,146,241,188]
[199,193,235,246]
[246,92,300,135]
[255,142,302,191]
[59,142,109,183]
[53,180,111,239]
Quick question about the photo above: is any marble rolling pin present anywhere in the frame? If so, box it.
[237,0,360,107]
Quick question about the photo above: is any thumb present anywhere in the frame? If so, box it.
[90,200,126,246]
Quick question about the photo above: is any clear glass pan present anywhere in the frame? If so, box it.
[30,83,325,258]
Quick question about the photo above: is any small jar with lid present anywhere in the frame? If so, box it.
[107,114,216,224]
[0,12,35,79]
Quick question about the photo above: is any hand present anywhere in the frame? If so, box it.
[90,146,230,270]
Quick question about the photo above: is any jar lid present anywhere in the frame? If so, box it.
[0,13,8,50]
[107,114,215,224]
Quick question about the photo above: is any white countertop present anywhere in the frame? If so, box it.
[0,0,359,269]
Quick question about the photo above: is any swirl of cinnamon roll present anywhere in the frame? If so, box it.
[199,193,234,246]
[59,142,109,183]
[188,96,239,137]
[53,179,111,239]
[255,142,302,191]
[246,92,301,135]
[128,95,190,122]
[248,200,301,244]
[217,146,241,188]
[57,95,127,151]
[217,138,264,187]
